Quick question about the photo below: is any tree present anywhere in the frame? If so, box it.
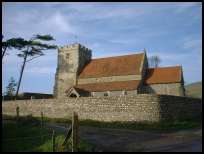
[2,36,27,60]
[15,34,57,98]
[149,55,161,68]
[6,77,17,96]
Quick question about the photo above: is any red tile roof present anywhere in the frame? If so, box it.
[75,80,141,92]
[78,53,144,78]
[145,66,182,84]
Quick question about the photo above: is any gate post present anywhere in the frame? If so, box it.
[72,112,79,152]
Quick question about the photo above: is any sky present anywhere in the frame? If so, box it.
[2,2,202,94]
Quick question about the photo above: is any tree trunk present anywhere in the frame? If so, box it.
[15,51,28,98]
[2,46,8,60]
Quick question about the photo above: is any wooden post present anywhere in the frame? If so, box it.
[52,130,55,152]
[72,112,79,152]
[40,112,44,141]
[41,111,44,128]
[62,125,72,146]
[16,106,19,122]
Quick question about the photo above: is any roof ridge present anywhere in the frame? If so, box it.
[92,52,144,60]
[148,65,181,69]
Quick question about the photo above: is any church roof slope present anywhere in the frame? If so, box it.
[145,66,182,84]
[78,53,144,78]
[75,80,141,92]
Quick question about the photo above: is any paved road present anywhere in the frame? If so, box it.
[146,138,202,152]
[45,123,202,152]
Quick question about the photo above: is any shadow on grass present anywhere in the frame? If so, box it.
[2,115,94,152]
[3,114,202,133]
[2,122,53,152]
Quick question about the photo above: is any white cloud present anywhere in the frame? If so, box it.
[3,6,77,38]
[58,2,155,22]
[42,12,76,34]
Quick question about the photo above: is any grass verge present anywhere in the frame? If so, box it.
[2,120,94,152]
[3,114,202,132]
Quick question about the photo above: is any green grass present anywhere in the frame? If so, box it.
[185,81,202,98]
[2,121,94,152]
[3,114,202,132]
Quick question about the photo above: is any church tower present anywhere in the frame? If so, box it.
[54,43,92,98]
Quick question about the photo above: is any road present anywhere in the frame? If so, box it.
[45,123,202,152]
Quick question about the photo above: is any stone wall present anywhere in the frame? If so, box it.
[158,95,202,121]
[2,94,201,122]
[91,90,138,97]
[141,83,185,96]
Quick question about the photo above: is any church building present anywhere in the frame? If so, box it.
[54,43,185,98]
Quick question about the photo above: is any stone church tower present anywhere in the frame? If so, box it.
[54,44,92,98]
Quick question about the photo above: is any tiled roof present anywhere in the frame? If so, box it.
[75,80,141,92]
[145,66,182,84]
[78,53,144,78]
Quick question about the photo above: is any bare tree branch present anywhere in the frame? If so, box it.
[26,55,43,63]
[149,55,161,68]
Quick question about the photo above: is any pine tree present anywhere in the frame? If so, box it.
[6,77,17,96]
[15,34,57,97]
[2,36,27,60]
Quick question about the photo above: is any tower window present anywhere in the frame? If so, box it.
[66,53,70,59]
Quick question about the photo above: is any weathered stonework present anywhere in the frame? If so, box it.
[54,43,185,98]
[141,83,184,96]
[78,75,141,84]
[54,44,92,98]
[2,94,201,122]
[91,90,138,97]
[140,50,149,79]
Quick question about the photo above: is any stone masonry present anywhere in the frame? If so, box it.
[53,43,185,98]
[54,44,92,98]
[141,83,185,96]
[2,94,202,122]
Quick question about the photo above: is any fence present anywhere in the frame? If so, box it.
[2,107,79,152]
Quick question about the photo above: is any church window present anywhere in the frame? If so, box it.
[66,53,70,59]
[104,92,108,97]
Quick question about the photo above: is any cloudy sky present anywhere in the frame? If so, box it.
[2,2,202,94]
